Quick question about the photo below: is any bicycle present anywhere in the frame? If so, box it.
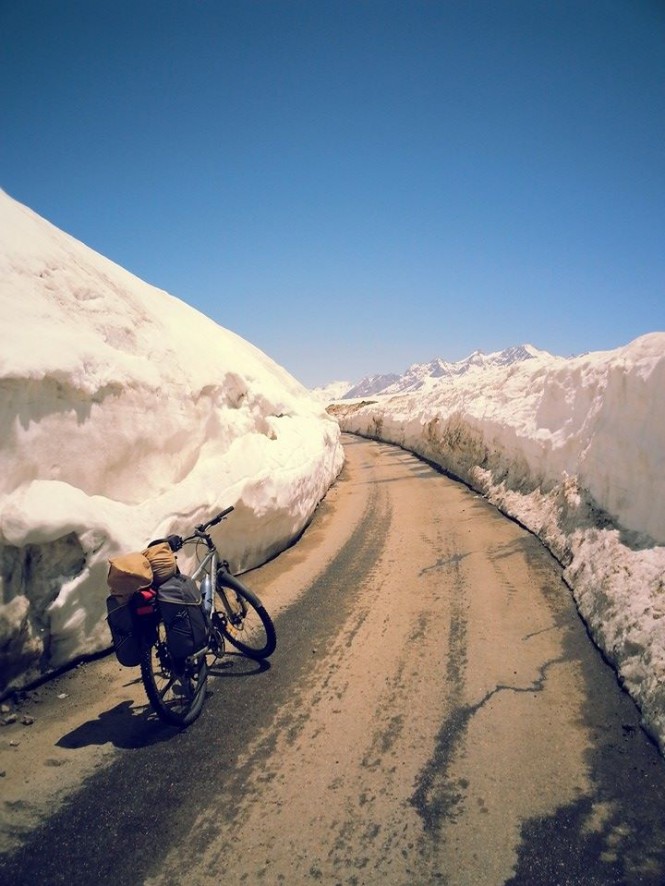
[140,506,276,727]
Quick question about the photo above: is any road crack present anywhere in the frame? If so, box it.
[410,656,568,833]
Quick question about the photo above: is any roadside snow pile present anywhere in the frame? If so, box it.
[332,335,665,751]
[0,190,343,694]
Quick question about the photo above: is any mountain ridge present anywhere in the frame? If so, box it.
[314,344,551,400]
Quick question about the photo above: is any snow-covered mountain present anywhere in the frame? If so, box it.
[330,344,549,399]
[310,380,354,403]
[381,344,549,394]
[0,190,343,694]
[344,372,402,398]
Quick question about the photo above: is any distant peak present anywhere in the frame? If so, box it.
[329,343,553,398]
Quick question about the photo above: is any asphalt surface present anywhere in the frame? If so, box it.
[2,435,665,885]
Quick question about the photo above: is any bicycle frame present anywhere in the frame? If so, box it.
[185,535,237,623]
[189,543,218,616]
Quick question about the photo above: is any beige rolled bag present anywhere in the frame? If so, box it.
[107,541,178,602]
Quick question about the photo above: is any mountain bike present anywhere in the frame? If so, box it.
[140,506,276,727]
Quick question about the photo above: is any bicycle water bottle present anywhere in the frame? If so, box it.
[201,574,212,613]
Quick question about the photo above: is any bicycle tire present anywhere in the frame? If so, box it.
[140,622,208,727]
[214,573,276,660]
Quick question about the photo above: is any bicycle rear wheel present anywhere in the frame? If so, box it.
[140,622,208,727]
[214,573,276,660]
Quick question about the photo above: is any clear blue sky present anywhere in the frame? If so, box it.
[2,0,664,387]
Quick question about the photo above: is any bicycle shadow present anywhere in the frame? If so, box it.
[56,697,181,751]
[55,653,270,751]
[208,650,271,679]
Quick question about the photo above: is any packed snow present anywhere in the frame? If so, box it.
[0,191,343,694]
[331,335,665,753]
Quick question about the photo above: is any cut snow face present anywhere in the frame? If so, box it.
[0,190,343,693]
[332,334,665,754]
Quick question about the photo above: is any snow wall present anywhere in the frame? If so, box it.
[0,191,343,694]
[332,334,665,752]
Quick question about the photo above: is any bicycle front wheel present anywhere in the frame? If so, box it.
[214,573,276,660]
[140,622,208,727]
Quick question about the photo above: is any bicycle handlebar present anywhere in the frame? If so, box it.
[199,505,234,532]
[160,506,235,552]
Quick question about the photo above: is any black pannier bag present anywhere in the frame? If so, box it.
[106,589,158,667]
[106,595,142,667]
[157,574,208,660]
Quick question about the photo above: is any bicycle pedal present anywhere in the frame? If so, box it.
[208,628,226,659]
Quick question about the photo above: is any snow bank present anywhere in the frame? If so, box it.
[332,335,665,751]
[0,191,343,693]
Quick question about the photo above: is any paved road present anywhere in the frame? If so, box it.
[2,435,665,885]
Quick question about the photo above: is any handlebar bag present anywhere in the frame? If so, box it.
[157,574,208,661]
